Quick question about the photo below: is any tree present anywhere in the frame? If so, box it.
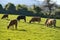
[44,0,55,16]
[16,4,31,15]
[16,4,22,10]
[32,5,43,16]
[0,4,4,13]
[4,3,16,14]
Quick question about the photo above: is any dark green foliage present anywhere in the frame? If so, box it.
[0,4,4,13]
[4,3,16,14]
[44,0,56,17]
[0,2,60,19]
[55,12,60,19]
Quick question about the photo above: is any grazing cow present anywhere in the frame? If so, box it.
[29,17,41,23]
[45,18,56,27]
[17,15,26,22]
[7,19,17,29]
[1,14,8,19]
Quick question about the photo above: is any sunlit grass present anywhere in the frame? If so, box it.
[0,14,60,40]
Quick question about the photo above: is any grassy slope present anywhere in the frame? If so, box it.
[0,14,60,40]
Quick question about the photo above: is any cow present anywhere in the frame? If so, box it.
[7,19,17,29]
[17,15,26,22]
[29,17,41,23]
[1,14,8,19]
[45,18,56,27]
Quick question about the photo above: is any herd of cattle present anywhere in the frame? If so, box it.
[1,14,56,29]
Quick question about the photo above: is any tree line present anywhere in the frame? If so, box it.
[0,2,60,19]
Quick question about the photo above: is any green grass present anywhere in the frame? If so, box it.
[0,14,60,40]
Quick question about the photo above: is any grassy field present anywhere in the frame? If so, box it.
[0,14,60,40]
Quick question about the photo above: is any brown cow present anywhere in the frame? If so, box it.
[29,17,41,23]
[7,19,17,29]
[1,14,8,19]
[45,18,56,27]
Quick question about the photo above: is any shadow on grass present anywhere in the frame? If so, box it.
[6,19,10,21]
[27,22,45,26]
[1,18,10,21]
[46,26,60,29]
[18,29,27,31]
[55,26,60,29]
[8,39,11,40]
[10,29,27,32]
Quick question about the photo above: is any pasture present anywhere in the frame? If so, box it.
[0,14,60,40]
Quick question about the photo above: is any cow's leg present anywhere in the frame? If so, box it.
[7,26,10,29]
[24,18,26,22]
[1,16,4,19]
[54,21,56,28]
[47,25,48,27]
[15,23,17,30]
[54,23,56,28]
[29,20,31,23]
[7,16,8,18]
[18,19,20,22]
[49,24,52,28]
[38,20,40,23]
[47,24,49,27]
[45,22,48,26]
[6,16,8,20]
